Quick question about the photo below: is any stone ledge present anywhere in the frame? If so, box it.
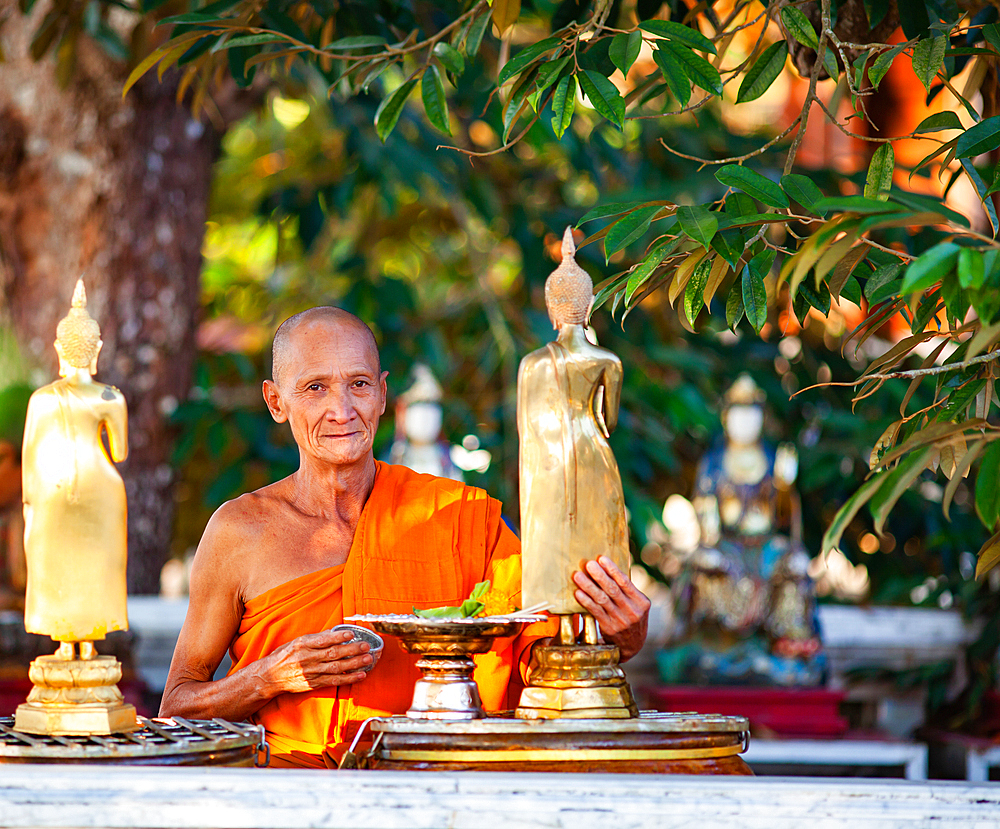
[1,765,999,828]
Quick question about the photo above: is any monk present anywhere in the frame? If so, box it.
[160,308,650,768]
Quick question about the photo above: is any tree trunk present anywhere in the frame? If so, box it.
[0,2,220,592]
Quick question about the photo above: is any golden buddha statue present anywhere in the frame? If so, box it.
[15,279,136,734]
[515,227,636,719]
[518,227,629,613]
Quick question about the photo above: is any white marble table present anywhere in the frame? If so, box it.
[745,738,928,780]
[1,765,999,828]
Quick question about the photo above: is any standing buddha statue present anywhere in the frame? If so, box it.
[16,278,136,734]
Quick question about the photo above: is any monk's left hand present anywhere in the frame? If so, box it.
[573,555,650,662]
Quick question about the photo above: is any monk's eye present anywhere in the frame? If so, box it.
[307,383,323,391]
[352,379,370,388]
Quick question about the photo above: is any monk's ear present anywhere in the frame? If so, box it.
[378,370,389,415]
[262,380,288,423]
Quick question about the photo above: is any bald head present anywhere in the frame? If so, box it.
[271,307,380,388]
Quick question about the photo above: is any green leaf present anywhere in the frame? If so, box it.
[724,192,757,218]
[822,473,889,556]
[639,19,717,55]
[220,33,286,48]
[653,45,691,107]
[900,241,960,293]
[421,65,451,135]
[887,190,969,227]
[624,239,678,306]
[870,447,935,535]
[899,1,930,39]
[464,11,491,58]
[578,70,625,129]
[610,30,642,77]
[604,204,662,259]
[865,263,903,300]
[737,41,788,103]
[577,200,664,225]
[433,42,465,76]
[780,6,818,50]
[869,43,905,89]
[498,36,560,86]
[535,56,571,95]
[374,77,416,142]
[958,246,986,289]
[683,257,712,326]
[323,35,387,51]
[657,40,722,96]
[984,23,1000,53]
[914,111,963,133]
[976,442,1000,528]
[716,165,788,208]
[676,205,718,250]
[864,143,894,200]
[960,159,999,238]
[780,173,825,214]
[811,195,900,214]
[711,227,745,270]
[550,74,577,139]
[976,529,1000,579]
[726,284,745,329]
[841,275,863,305]
[742,261,767,333]
[911,34,946,93]
[958,115,1000,159]
[503,68,536,141]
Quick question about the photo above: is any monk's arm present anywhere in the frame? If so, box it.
[160,507,371,720]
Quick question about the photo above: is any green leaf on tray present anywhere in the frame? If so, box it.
[414,580,491,618]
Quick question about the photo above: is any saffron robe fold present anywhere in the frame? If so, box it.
[228,461,556,768]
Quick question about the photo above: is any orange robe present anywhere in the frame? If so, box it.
[228,461,556,768]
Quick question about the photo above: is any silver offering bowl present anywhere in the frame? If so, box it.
[346,615,543,720]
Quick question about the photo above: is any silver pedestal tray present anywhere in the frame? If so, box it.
[347,614,545,720]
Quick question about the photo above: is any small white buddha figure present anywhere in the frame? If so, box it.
[389,365,462,481]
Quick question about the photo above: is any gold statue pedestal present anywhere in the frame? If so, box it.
[516,644,638,719]
[15,648,138,736]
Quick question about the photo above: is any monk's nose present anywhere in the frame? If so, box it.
[324,389,355,422]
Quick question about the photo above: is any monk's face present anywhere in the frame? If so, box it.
[264,318,387,467]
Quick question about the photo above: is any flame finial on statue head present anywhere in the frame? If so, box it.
[724,373,765,407]
[56,278,102,370]
[544,226,594,329]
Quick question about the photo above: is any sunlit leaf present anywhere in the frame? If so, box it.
[975,529,1000,578]
[900,241,960,293]
[868,43,905,89]
[737,41,788,103]
[422,65,451,135]
[490,0,521,36]
[374,77,416,142]
[911,34,946,93]
[864,143,894,200]
[433,42,465,76]
[821,473,887,556]
[960,159,999,238]
[683,257,713,327]
[623,238,679,306]
[323,35,387,51]
[716,165,788,208]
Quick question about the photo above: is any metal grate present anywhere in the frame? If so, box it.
[0,715,265,764]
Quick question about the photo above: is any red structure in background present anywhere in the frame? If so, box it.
[647,686,849,738]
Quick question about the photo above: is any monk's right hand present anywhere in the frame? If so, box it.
[262,629,372,694]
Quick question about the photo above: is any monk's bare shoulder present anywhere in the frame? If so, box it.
[190,480,294,597]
